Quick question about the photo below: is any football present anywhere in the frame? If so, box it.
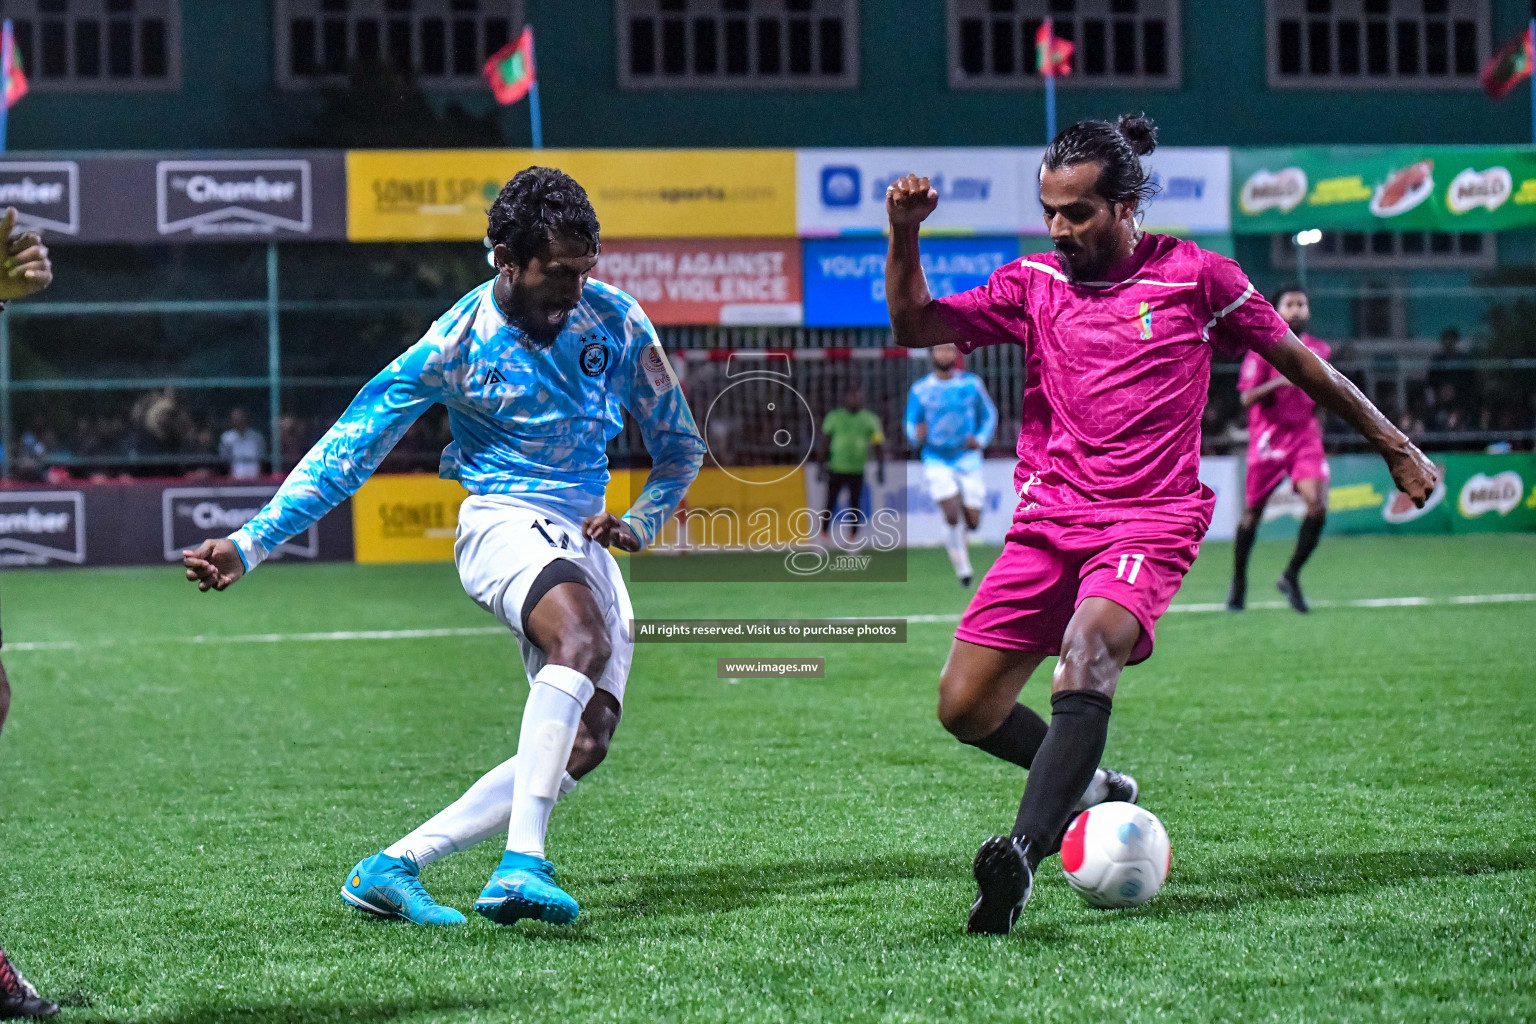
[1060,801,1171,909]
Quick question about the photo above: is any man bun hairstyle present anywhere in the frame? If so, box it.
[1042,111,1160,211]
[487,166,601,268]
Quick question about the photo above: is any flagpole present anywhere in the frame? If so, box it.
[0,20,13,154]
[1043,17,1057,143]
[527,24,543,149]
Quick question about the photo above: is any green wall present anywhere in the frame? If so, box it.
[10,0,1536,151]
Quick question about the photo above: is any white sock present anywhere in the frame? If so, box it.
[945,521,973,578]
[383,758,579,867]
[506,664,594,858]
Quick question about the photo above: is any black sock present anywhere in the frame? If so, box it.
[1011,690,1113,867]
[1286,513,1325,579]
[1231,520,1257,595]
[962,703,1049,769]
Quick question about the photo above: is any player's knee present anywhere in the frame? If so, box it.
[936,674,993,740]
[1304,501,1327,520]
[1239,508,1261,531]
[1056,628,1129,693]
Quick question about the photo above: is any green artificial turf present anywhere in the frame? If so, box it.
[0,534,1532,1023]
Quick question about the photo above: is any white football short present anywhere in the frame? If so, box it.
[454,494,634,707]
[924,461,986,511]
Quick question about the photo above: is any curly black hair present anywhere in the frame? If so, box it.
[1041,112,1160,212]
[486,167,601,267]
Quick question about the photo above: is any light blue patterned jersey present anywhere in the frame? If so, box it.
[230,278,706,570]
[903,370,998,473]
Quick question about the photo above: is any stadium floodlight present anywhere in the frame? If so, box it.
[1292,228,1323,287]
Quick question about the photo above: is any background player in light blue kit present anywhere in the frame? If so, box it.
[905,344,998,586]
[182,168,705,928]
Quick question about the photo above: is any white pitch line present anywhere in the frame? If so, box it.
[904,592,1536,626]
[3,594,1532,653]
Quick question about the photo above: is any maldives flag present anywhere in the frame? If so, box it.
[1036,18,1073,77]
[1481,26,1533,100]
[3,23,26,108]
[485,26,535,106]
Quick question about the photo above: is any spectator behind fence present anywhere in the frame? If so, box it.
[219,408,268,479]
[1427,327,1480,427]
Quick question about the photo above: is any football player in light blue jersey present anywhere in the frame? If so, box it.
[183,169,705,929]
[904,343,998,586]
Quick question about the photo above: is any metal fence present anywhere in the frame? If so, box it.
[2,248,1532,481]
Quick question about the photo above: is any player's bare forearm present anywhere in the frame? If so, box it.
[1265,333,1437,505]
[885,176,961,350]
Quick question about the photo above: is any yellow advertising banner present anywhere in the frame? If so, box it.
[609,465,809,551]
[347,149,797,241]
[352,474,469,564]
[353,467,809,565]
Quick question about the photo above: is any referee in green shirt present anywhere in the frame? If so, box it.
[820,384,886,541]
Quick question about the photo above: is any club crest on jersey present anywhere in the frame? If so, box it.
[580,341,610,377]
[1130,301,1153,340]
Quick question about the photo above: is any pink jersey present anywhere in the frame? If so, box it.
[936,233,1288,532]
[1239,332,1331,438]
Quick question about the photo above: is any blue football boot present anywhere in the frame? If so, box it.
[474,850,579,925]
[340,851,466,926]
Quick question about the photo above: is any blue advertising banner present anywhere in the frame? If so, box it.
[802,236,1019,328]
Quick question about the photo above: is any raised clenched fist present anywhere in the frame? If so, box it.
[886,174,939,228]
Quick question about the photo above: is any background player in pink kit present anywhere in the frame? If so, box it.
[885,114,1438,936]
[1227,284,1332,614]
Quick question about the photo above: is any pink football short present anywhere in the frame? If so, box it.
[1245,431,1330,508]
[955,517,1203,665]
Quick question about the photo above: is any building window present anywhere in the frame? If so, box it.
[274,0,522,89]
[617,0,858,89]
[948,0,1182,88]
[1268,0,1486,89]
[1270,230,1495,269]
[3,0,179,91]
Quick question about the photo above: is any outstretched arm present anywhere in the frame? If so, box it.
[184,340,444,590]
[885,176,964,350]
[1263,332,1437,505]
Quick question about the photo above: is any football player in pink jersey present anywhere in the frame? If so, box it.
[1227,284,1331,614]
[885,115,1437,936]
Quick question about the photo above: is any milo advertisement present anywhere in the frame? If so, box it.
[1256,453,1536,538]
[1232,146,1536,234]
[1444,454,1536,534]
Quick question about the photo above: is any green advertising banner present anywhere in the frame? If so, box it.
[1232,146,1536,234]
[1256,453,1536,538]
[1444,453,1536,535]
[1257,454,1455,539]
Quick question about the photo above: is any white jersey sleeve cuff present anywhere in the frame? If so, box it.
[229,529,269,573]
[621,513,655,552]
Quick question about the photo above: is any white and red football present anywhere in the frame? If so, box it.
[1060,801,1171,909]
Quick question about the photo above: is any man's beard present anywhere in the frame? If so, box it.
[1054,238,1113,282]
[513,309,569,349]
[1285,317,1310,335]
